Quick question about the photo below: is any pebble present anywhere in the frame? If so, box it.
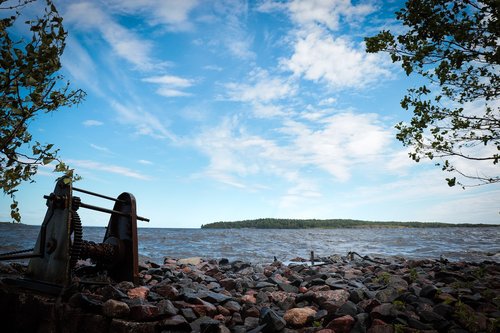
[1,254,499,333]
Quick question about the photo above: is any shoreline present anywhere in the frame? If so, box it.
[1,254,499,332]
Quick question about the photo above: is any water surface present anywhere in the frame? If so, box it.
[1,223,498,264]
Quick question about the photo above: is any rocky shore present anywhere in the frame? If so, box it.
[1,254,499,332]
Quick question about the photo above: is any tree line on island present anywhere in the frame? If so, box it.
[201,218,498,229]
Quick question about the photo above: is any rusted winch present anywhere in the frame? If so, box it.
[0,177,149,293]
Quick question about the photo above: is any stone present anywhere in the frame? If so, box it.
[203,291,232,303]
[178,257,203,265]
[223,300,242,313]
[278,282,299,293]
[283,307,316,327]
[367,320,394,333]
[152,282,180,299]
[180,307,198,322]
[190,316,221,333]
[351,313,370,333]
[99,285,128,300]
[129,303,159,321]
[325,314,355,333]
[115,281,135,291]
[102,299,130,318]
[375,287,400,303]
[335,300,358,317]
[127,286,149,300]
[406,317,433,330]
[241,294,257,304]
[220,278,237,291]
[370,303,397,321]
[158,314,191,331]
[255,281,275,289]
[357,299,381,313]
[419,284,438,299]
[109,318,156,333]
[313,289,350,306]
[244,316,260,330]
[156,299,178,316]
[259,307,286,332]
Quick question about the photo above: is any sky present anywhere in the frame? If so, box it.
[1,0,499,228]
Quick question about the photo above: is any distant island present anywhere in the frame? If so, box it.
[201,218,499,229]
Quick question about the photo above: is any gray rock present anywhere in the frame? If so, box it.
[259,307,286,332]
[223,300,242,313]
[190,316,220,333]
[102,299,130,318]
[375,287,399,303]
[180,307,198,322]
[244,316,260,330]
[336,300,358,317]
[278,283,298,293]
[158,314,191,331]
[370,303,397,321]
[419,284,438,299]
[203,291,232,303]
[156,299,178,317]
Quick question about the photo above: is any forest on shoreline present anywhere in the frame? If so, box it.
[201,218,499,229]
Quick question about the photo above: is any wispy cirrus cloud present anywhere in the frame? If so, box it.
[192,111,393,191]
[142,75,195,97]
[90,144,111,153]
[83,120,104,127]
[226,69,296,103]
[64,2,156,71]
[110,100,177,142]
[224,68,296,118]
[67,159,152,180]
[106,0,200,31]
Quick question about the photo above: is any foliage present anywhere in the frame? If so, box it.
[365,0,499,187]
[0,0,85,222]
[200,218,498,229]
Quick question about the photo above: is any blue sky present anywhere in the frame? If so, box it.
[1,0,499,227]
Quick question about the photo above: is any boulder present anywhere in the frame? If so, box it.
[283,307,316,327]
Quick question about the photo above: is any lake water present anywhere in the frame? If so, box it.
[1,223,499,264]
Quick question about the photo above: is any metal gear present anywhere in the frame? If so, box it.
[68,210,83,269]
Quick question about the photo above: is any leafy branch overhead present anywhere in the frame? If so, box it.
[365,0,499,187]
[0,0,85,222]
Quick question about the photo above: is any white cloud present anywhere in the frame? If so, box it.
[83,120,104,127]
[280,112,392,181]
[107,0,199,31]
[138,159,153,165]
[193,112,393,191]
[319,97,337,105]
[278,177,323,210]
[67,159,151,180]
[110,100,177,141]
[64,2,156,70]
[142,75,194,87]
[142,75,195,97]
[252,104,286,118]
[288,0,376,30]
[63,37,98,90]
[282,29,392,89]
[197,0,254,59]
[155,88,192,97]
[226,69,296,103]
[90,144,110,153]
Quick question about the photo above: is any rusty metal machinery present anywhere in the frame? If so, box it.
[0,177,149,293]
